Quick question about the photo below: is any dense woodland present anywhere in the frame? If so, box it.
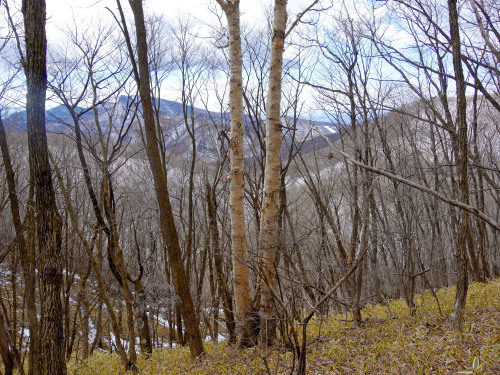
[0,0,499,374]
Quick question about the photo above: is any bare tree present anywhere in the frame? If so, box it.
[448,0,470,332]
[117,0,205,358]
[22,0,66,372]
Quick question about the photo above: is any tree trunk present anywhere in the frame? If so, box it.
[206,182,236,344]
[133,279,153,354]
[448,0,469,332]
[123,0,204,357]
[175,303,184,346]
[81,299,90,360]
[258,0,287,347]
[0,310,14,375]
[22,0,66,373]
[51,159,133,370]
[215,0,255,348]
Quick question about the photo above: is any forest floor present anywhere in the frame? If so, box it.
[68,279,500,375]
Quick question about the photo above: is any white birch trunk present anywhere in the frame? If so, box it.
[216,0,255,347]
[259,0,287,347]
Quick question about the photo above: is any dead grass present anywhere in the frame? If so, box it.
[66,278,500,375]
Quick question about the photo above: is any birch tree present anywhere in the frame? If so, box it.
[215,0,255,348]
[259,0,287,347]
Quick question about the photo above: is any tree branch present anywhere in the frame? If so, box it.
[315,128,500,232]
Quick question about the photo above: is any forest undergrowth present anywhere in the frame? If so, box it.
[67,279,500,375]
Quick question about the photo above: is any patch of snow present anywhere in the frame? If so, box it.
[156,316,173,328]
[88,327,97,343]
[325,126,337,134]
[205,333,226,342]
[19,328,30,338]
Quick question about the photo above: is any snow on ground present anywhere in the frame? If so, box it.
[204,333,226,342]
[324,126,337,134]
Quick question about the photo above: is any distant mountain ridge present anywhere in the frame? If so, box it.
[3,97,340,157]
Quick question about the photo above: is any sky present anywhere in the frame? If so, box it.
[45,0,316,41]
[38,0,327,116]
[2,0,402,119]
[0,0,331,116]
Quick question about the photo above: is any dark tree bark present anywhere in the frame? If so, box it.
[22,0,66,373]
[131,225,153,354]
[119,0,204,357]
[448,0,470,332]
[206,182,236,344]
[0,309,14,375]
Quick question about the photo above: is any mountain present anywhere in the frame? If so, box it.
[3,97,339,158]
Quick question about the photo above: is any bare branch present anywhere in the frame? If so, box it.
[285,0,326,39]
[315,128,500,232]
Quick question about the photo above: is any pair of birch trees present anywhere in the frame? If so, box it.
[216,0,288,347]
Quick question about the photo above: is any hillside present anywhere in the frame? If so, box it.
[3,97,339,159]
[66,279,500,375]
